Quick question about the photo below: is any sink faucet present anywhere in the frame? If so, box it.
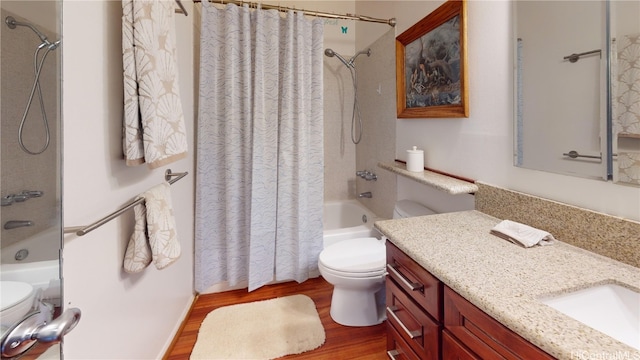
[358,192,372,198]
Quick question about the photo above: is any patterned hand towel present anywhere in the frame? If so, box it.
[123,201,152,273]
[123,182,181,273]
[122,0,188,169]
[144,182,181,269]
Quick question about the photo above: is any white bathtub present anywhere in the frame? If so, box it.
[1,227,60,264]
[1,228,61,304]
[323,200,378,248]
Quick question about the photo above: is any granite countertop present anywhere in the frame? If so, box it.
[377,162,478,195]
[374,210,640,359]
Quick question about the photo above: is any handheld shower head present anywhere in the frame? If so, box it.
[324,48,351,68]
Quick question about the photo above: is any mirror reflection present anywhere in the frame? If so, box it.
[515,0,640,186]
[611,1,640,186]
[514,0,609,180]
[1,1,62,358]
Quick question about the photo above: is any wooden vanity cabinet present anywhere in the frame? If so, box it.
[386,242,442,360]
[385,242,556,360]
[443,287,555,360]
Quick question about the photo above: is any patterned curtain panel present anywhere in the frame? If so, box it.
[614,34,640,185]
[195,2,324,292]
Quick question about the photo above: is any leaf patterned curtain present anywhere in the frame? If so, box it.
[194,2,324,292]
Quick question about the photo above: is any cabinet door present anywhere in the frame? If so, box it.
[387,277,441,360]
[444,287,555,360]
[386,242,443,321]
[442,330,480,360]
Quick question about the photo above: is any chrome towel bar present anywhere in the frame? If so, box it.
[63,169,188,237]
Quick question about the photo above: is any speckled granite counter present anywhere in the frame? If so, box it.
[377,161,478,195]
[375,210,640,359]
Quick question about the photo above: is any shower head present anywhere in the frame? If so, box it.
[324,48,351,68]
[5,16,51,46]
[324,48,371,69]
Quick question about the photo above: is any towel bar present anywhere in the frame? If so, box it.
[63,169,188,237]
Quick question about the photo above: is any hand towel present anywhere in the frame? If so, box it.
[122,0,188,169]
[123,200,152,273]
[144,182,181,269]
[490,220,556,248]
[123,182,181,273]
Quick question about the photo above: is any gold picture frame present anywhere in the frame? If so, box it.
[396,0,468,118]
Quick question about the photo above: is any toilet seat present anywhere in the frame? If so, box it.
[319,237,385,278]
[1,281,36,327]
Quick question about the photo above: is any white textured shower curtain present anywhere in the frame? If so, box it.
[195,2,324,292]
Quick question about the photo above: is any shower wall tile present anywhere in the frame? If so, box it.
[324,55,357,201]
[1,9,60,250]
[355,28,397,219]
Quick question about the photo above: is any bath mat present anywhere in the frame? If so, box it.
[190,294,326,359]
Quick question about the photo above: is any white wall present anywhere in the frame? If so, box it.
[357,1,640,221]
[62,1,195,358]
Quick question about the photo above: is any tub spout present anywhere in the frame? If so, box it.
[358,192,372,198]
[4,220,33,230]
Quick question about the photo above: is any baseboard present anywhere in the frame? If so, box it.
[161,293,198,360]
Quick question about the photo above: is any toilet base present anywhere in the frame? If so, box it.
[329,285,386,327]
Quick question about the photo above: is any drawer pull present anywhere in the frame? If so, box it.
[387,306,422,339]
[387,350,400,359]
[387,263,424,292]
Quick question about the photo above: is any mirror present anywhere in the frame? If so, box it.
[1,1,62,358]
[515,0,640,186]
[514,0,609,181]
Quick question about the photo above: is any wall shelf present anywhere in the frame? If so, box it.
[378,161,478,195]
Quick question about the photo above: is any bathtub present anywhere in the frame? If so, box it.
[1,228,61,304]
[323,200,378,248]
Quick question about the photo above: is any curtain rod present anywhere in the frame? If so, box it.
[189,0,396,27]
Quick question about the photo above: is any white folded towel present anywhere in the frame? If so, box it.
[490,220,556,248]
[123,182,181,273]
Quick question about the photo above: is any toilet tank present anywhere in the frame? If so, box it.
[393,200,437,219]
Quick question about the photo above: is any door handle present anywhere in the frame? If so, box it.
[1,307,81,358]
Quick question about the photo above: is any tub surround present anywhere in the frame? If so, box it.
[375,210,640,358]
[378,161,478,195]
[475,182,640,269]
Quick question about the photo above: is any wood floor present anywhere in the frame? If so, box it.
[164,277,388,359]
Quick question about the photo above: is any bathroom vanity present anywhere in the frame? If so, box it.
[376,211,640,359]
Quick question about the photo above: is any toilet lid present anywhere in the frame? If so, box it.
[1,281,34,311]
[319,237,385,273]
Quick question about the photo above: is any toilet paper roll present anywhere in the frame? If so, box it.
[407,146,424,172]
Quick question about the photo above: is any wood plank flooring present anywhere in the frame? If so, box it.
[165,276,388,359]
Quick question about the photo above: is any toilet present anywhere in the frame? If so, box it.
[318,200,436,326]
[1,281,36,329]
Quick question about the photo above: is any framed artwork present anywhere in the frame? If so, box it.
[396,0,468,118]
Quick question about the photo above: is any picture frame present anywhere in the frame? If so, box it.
[396,0,468,118]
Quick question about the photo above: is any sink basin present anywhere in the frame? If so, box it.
[539,283,639,350]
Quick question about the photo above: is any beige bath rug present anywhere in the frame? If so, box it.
[190,294,326,359]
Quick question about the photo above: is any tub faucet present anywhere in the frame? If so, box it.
[4,220,33,230]
[358,192,372,198]
[356,170,377,181]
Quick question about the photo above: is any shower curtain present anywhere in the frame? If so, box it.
[195,2,324,292]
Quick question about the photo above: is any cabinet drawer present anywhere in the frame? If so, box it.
[386,242,442,322]
[387,322,421,360]
[386,277,441,360]
[444,286,555,360]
